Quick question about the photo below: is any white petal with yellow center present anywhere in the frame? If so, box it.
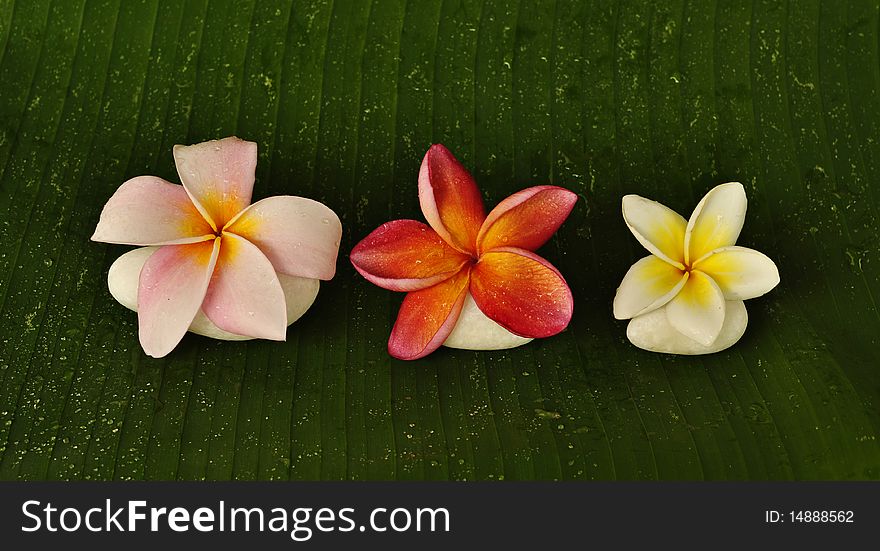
[621,195,687,268]
[666,270,726,346]
[684,182,746,264]
[692,245,780,300]
[108,246,318,341]
[443,292,533,350]
[627,300,748,355]
[613,255,688,319]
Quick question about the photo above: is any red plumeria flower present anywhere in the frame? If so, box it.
[351,144,577,360]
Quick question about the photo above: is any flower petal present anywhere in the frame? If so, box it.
[665,270,726,346]
[418,144,486,254]
[91,176,215,245]
[388,267,470,360]
[627,300,748,355]
[201,233,288,341]
[350,219,470,292]
[476,185,578,254]
[692,245,780,300]
[137,239,220,357]
[190,274,319,341]
[685,182,747,264]
[225,195,342,280]
[173,136,257,229]
[470,247,573,338]
[108,246,320,341]
[613,255,688,320]
[621,194,687,268]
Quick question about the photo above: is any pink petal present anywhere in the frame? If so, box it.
[470,247,573,338]
[202,233,288,341]
[137,239,221,358]
[173,136,257,229]
[224,196,342,280]
[388,267,471,360]
[476,185,578,254]
[418,144,486,254]
[91,176,215,246]
[350,219,471,291]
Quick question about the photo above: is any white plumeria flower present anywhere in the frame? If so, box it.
[613,182,780,355]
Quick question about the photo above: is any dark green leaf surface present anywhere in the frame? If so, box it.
[0,0,878,480]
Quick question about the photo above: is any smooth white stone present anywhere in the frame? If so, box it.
[443,293,532,351]
[626,300,748,355]
[107,246,319,341]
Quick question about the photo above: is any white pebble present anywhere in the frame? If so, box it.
[107,246,319,341]
[443,293,532,351]
[625,300,748,355]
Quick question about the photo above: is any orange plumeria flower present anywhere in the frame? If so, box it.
[351,144,577,360]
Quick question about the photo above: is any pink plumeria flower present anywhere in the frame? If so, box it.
[350,144,577,360]
[91,137,342,358]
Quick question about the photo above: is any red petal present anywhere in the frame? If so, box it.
[418,144,486,254]
[350,220,471,291]
[470,247,573,338]
[388,267,470,360]
[477,185,577,254]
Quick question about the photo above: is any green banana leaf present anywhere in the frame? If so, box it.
[0,0,878,480]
